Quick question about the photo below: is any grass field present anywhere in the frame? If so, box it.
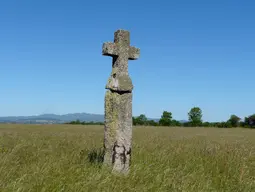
[0,124,254,192]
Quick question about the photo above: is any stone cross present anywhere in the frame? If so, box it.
[102,29,140,174]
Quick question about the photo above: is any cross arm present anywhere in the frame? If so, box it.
[129,46,140,60]
[102,42,118,57]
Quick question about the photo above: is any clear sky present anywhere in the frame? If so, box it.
[0,0,254,122]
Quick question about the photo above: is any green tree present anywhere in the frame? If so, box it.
[249,114,255,128]
[133,114,148,125]
[244,114,255,128]
[147,120,158,126]
[228,115,241,127]
[171,119,181,126]
[132,117,137,125]
[202,122,211,127]
[159,111,172,126]
[188,107,203,126]
[217,121,232,128]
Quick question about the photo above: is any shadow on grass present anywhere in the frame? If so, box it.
[80,148,104,165]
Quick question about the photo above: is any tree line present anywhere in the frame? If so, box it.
[65,107,255,128]
[65,120,104,125]
[133,107,255,128]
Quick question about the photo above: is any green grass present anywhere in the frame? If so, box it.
[0,124,254,192]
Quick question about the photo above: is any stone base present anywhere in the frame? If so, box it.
[103,90,132,174]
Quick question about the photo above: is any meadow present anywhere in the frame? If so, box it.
[0,124,254,192]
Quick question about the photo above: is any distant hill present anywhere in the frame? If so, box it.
[0,113,104,124]
[0,113,187,124]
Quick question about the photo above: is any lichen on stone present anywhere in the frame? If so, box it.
[129,46,140,60]
[104,90,120,166]
[106,74,133,92]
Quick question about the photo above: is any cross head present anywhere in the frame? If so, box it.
[102,29,140,73]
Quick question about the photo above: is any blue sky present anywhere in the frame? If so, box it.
[0,0,254,122]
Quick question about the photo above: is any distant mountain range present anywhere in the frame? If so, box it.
[0,113,187,124]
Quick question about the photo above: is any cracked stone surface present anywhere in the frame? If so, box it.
[102,29,140,174]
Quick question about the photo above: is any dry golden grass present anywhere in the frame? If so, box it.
[0,124,254,191]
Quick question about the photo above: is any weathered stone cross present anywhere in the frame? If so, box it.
[102,29,140,174]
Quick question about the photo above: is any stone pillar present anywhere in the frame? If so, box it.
[102,29,140,174]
